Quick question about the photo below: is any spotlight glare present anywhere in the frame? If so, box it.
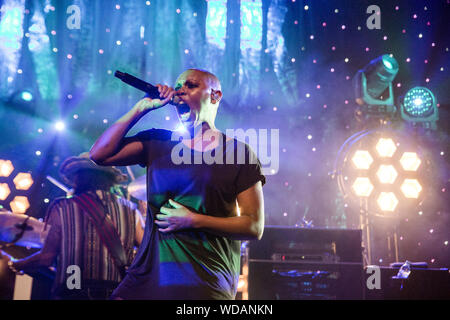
[377,192,399,212]
[175,124,187,132]
[13,172,33,190]
[376,138,397,158]
[401,179,422,199]
[400,152,421,171]
[351,150,374,170]
[383,59,393,69]
[352,177,374,197]
[376,165,398,184]
[0,160,14,177]
[237,277,246,290]
[9,196,30,214]
[54,121,66,131]
[20,91,33,101]
[0,183,11,201]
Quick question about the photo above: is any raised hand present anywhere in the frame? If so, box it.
[133,84,177,113]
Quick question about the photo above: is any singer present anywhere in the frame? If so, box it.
[89,69,265,300]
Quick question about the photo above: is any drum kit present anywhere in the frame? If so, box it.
[0,211,49,260]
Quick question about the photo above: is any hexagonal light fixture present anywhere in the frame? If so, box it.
[352,150,374,170]
[400,179,422,199]
[376,138,397,158]
[400,152,421,172]
[377,192,398,212]
[13,172,34,190]
[0,159,14,177]
[9,196,30,214]
[0,183,11,201]
[376,165,398,184]
[352,177,374,197]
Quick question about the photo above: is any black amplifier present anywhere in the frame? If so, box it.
[247,226,364,300]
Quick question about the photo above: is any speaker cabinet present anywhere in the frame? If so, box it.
[248,226,364,300]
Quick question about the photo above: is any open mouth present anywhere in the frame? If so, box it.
[177,103,190,114]
[176,103,192,122]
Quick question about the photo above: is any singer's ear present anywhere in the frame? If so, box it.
[210,89,222,104]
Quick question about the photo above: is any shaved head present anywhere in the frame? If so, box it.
[184,69,221,91]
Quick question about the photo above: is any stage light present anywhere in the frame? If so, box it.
[376,165,398,184]
[9,196,30,214]
[0,183,11,201]
[400,152,421,171]
[335,129,428,265]
[13,172,33,190]
[54,121,66,131]
[351,150,373,170]
[352,177,374,197]
[365,55,399,98]
[402,87,435,117]
[237,276,246,290]
[353,54,399,116]
[376,138,397,158]
[400,86,438,128]
[337,131,425,213]
[5,89,36,115]
[0,159,33,214]
[382,59,393,70]
[377,192,398,212]
[20,91,33,102]
[175,124,187,132]
[0,160,14,177]
[400,179,422,199]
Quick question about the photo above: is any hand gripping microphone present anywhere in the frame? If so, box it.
[114,70,177,104]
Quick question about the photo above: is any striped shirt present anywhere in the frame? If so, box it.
[44,190,137,289]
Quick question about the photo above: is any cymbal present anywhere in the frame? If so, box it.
[0,212,49,248]
[127,175,147,201]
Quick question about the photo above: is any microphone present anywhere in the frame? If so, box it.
[114,70,177,103]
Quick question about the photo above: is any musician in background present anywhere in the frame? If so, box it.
[9,153,144,300]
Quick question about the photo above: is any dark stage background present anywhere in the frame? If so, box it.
[0,0,449,268]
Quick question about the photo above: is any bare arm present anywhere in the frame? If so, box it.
[11,224,61,272]
[89,86,176,166]
[156,181,265,240]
